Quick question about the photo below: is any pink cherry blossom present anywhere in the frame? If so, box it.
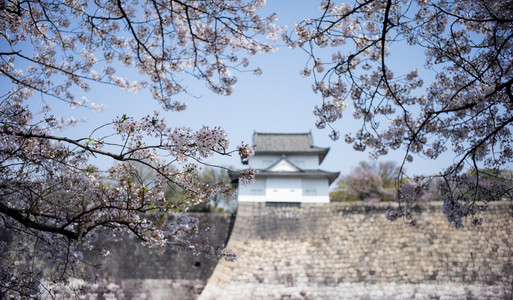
[291,0,513,226]
[0,0,280,297]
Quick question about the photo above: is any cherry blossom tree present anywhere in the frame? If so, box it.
[330,161,397,202]
[290,0,513,226]
[0,0,274,297]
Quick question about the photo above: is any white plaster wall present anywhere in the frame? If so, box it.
[238,177,330,203]
[266,177,302,202]
[301,178,330,203]
[238,178,266,202]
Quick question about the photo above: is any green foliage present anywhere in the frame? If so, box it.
[120,161,235,213]
[165,167,236,213]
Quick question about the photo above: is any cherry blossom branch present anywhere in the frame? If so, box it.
[0,202,79,240]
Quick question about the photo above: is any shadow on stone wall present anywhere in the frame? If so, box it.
[49,213,235,300]
[96,213,236,281]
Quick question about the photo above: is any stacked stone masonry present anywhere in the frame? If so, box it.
[45,202,513,299]
[47,213,234,300]
[199,202,513,300]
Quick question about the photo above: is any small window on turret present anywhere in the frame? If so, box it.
[250,188,264,195]
[304,189,317,196]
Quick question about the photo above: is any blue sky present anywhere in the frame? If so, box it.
[13,0,456,185]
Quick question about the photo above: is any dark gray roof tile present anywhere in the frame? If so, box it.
[253,132,314,152]
[252,132,330,163]
[228,169,340,185]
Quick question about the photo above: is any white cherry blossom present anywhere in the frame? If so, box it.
[1,0,271,297]
[291,0,513,226]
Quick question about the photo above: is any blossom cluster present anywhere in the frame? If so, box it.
[290,0,513,225]
[1,0,283,108]
[0,103,255,297]
[0,0,278,297]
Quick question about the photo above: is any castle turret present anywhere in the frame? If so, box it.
[231,132,339,203]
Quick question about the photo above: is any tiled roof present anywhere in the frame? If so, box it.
[228,169,340,185]
[253,132,327,152]
[254,169,340,185]
[252,132,330,163]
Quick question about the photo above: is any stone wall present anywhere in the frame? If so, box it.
[48,213,235,300]
[200,202,513,300]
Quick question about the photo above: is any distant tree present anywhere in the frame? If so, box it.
[165,167,236,213]
[378,161,401,190]
[330,161,398,202]
[420,169,513,203]
[290,0,513,226]
[199,167,237,212]
[0,0,275,297]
